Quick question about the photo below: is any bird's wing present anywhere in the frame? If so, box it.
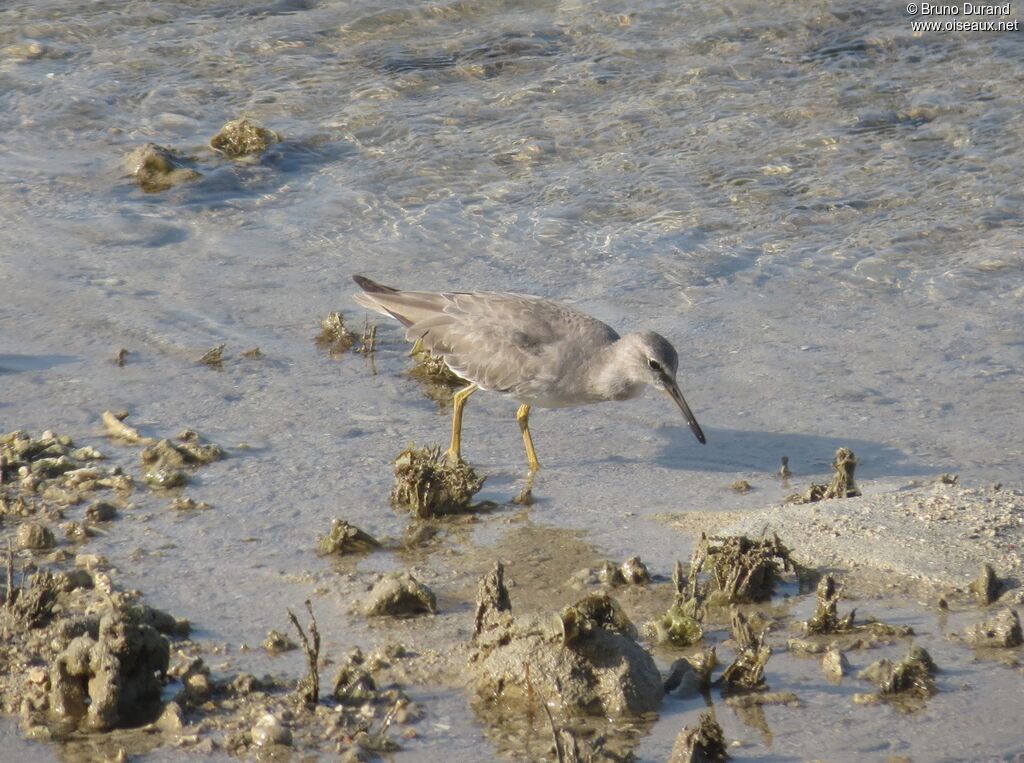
[361,286,618,397]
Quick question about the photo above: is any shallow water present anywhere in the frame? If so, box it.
[2,0,1023,760]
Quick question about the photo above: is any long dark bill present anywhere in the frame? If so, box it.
[665,380,706,444]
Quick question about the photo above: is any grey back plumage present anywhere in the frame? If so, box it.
[353,276,620,404]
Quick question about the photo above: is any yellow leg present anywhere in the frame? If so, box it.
[516,403,541,473]
[446,383,478,463]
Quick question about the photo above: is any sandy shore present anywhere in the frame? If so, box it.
[661,479,1024,598]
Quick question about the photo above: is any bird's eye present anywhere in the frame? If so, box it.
[648,358,661,372]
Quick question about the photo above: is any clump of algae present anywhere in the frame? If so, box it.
[209,117,280,158]
[390,444,485,518]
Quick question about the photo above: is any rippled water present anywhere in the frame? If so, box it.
[1,0,1022,760]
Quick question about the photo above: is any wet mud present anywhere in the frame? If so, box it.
[2,423,1022,761]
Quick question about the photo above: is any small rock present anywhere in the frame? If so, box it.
[251,713,292,747]
[155,701,185,733]
[210,118,281,158]
[964,608,1023,648]
[17,522,56,550]
[123,143,200,192]
[85,500,118,523]
[822,645,849,681]
[363,572,437,617]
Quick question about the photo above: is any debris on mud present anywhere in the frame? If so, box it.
[721,608,772,692]
[122,143,201,192]
[209,117,280,158]
[664,648,717,697]
[648,560,705,646]
[690,533,799,605]
[788,447,862,503]
[855,645,938,709]
[114,348,129,367]
[316,518,381,556]
[197,344,226,368]
[471,563,661,718]
[241,346,264,359]
[968,564,1006,605]
[101,411,155,446]
[390,444,485,517]
[668,711,729,763]
[962,608,1022,648]
[363,572,437,617]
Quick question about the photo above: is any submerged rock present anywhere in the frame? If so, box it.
[363,572,437,617]
[49,608,170,730]
[963,608,1022,648]
[668,711,729,763]
[470,565,661,717]
[390,444,485,517]
[316,518,381,556]
[209,117,280,158]
[122,143,200,192]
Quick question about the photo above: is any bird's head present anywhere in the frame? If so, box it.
[627,331,706,445]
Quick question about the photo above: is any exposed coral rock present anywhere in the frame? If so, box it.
[470,567,661,716]
[49,608,170,730]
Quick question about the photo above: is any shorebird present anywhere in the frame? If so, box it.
[353,275,706,472]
